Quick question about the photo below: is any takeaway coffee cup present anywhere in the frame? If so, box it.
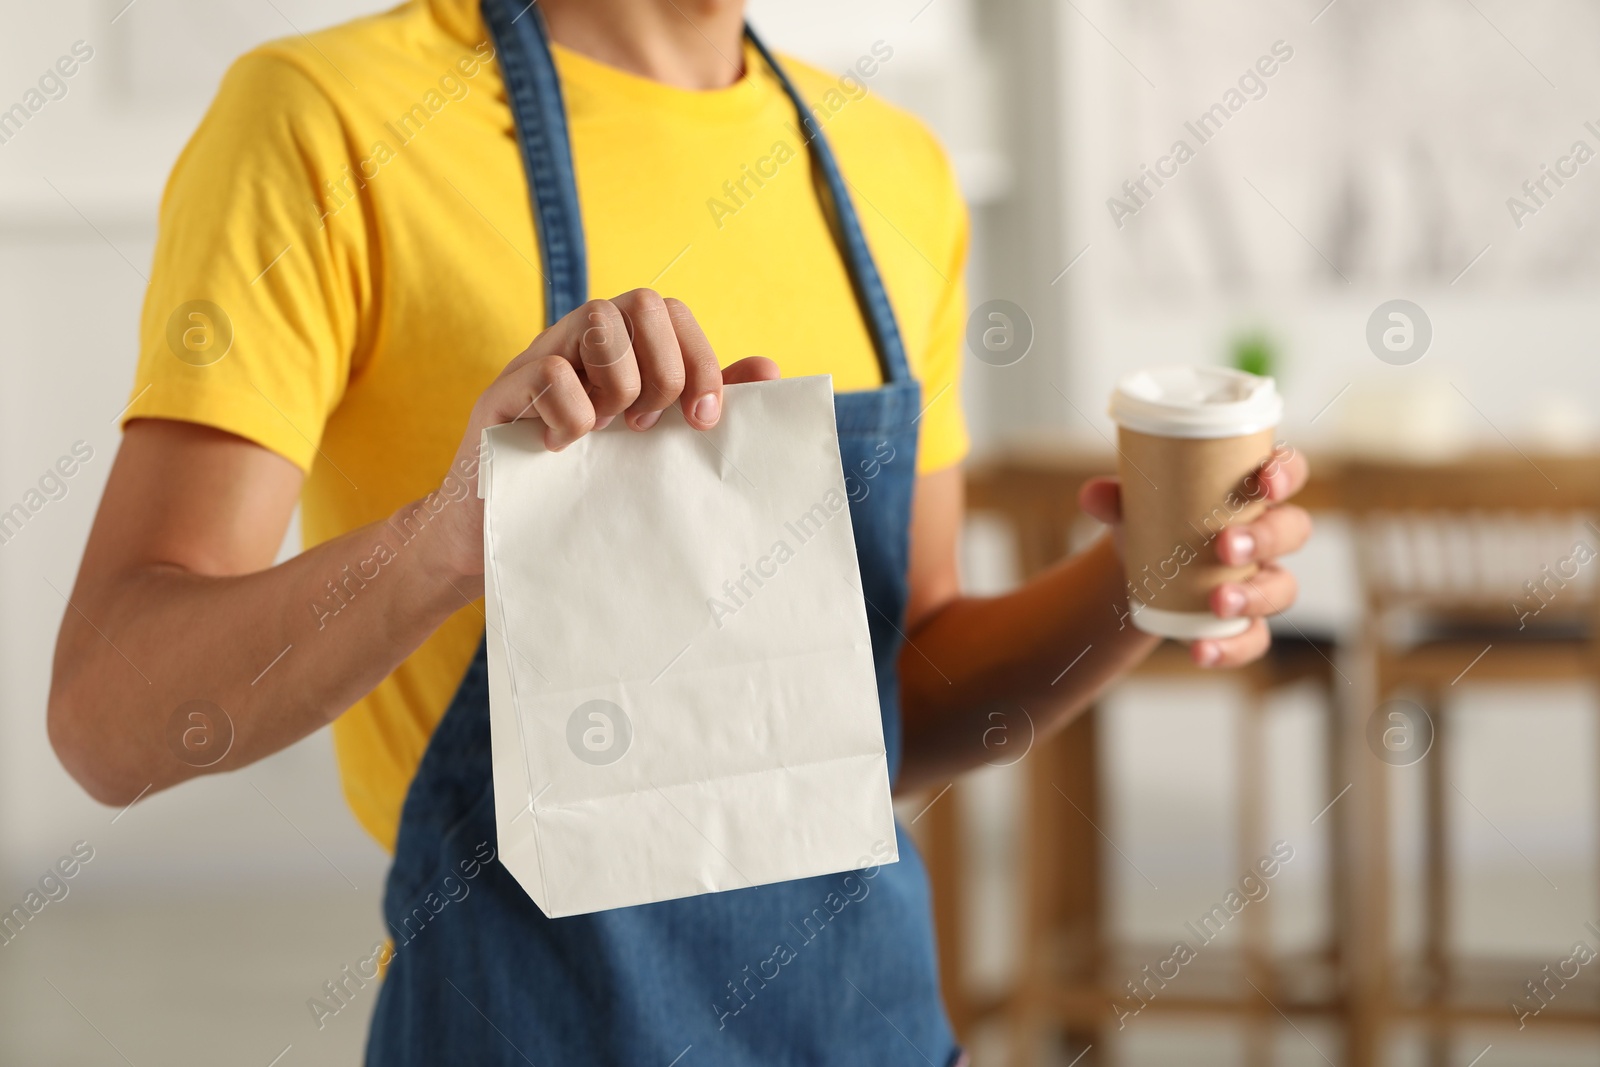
[1109,366,1284,641]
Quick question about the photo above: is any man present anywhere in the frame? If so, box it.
[49,0,1311,1062]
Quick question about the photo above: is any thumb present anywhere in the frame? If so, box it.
[1078,476,1123,526]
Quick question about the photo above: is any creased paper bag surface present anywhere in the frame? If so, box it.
[479,376,897,917]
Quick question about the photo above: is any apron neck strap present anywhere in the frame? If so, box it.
[482,0,589,323]
[480,1,915,385]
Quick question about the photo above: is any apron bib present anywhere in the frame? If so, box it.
[365,5,958,1063]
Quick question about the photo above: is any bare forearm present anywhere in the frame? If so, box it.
[897,535,1157,791]
[49,499,475,805]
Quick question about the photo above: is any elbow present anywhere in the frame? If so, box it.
[48,681,151,808]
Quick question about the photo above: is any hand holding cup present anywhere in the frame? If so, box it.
[1080,366,1312,667]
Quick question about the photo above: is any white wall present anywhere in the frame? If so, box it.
[1057,0,1600,454]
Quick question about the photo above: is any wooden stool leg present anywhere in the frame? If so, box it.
[1240,681,1273,1067]
[1013,708,1103,1066]
[1011,753,1051,1067]
[1058,709,1106,1064]
[1348,649,1393,1067]
[1324,662,1350,997]
[925,785,971,1041]
[1423,689,1450,1067]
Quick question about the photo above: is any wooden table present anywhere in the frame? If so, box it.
[924,447,1600,1067]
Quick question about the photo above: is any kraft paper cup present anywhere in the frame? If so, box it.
[1109,366,1283,641]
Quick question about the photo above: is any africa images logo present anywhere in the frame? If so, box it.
[1365,299,1431,366]
[567,699,632,766]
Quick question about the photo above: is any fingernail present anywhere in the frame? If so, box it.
[1227,530,1256,563]
[594,414,615,430]
[692,393,719,425]
[1217,586,1247,617]
[634,409,662,430]
[1195,642,1221,667]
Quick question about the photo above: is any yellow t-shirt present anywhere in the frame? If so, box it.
[124,0,970,850]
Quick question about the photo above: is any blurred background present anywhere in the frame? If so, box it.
[2,0,1597,1063]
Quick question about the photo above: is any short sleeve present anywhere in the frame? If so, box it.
[913,140,971,475]
[123,48,371,474]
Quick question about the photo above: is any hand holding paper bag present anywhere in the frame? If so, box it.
[424,289,777,584]
[479,376,899,917]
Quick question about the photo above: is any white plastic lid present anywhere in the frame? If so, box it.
[1109,365,1283,439]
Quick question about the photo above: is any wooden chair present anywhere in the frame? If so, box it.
[1338,453,1600,1067]
[920,452,1347,1066]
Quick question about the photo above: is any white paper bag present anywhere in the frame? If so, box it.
[478,376,898,917]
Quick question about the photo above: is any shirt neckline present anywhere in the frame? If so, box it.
[427,0,486,48]
[427,0,774,121]
[551,39,769,120]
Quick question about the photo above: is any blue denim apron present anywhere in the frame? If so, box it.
[365,4,959,1063]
